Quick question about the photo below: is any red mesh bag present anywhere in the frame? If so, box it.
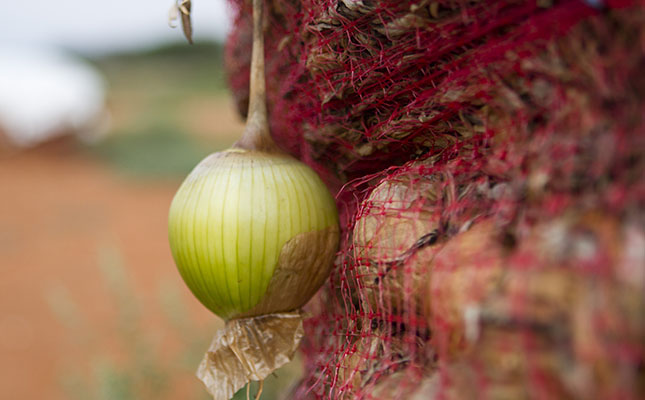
[224,1,645,398]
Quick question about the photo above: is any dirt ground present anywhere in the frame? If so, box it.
[0,140,222,400]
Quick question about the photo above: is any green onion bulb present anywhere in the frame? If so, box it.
[169,0,339,396]
[168,149,339,320]
[168,0,338,325]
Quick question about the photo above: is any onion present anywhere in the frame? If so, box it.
[353,172,441,317]
[168,149,338,320]
[167,0,339,398]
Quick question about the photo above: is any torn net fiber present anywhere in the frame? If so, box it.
[223,0,645,398]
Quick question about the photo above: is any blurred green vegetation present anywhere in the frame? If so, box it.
[95,41,228,96]
[92,124,210,178]
[86,41,238,178]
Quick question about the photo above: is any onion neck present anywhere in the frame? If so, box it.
[234,0,281,154]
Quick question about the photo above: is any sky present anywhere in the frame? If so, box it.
[0,0,232,54]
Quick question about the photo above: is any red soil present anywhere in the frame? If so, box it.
[0,141,219,399]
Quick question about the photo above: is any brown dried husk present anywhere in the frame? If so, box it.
[238,226,339,318]
[301,0,489,165]
[198,311,304,400]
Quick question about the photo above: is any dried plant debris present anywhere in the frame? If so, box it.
[169,0,193,43]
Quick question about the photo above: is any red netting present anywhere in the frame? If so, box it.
[224,1,645,398]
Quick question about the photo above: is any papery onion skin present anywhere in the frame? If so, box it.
[168,148,339,320]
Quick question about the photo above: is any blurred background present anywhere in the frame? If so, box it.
[0,0,300,399]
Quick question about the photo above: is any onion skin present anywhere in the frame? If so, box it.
[168,148,339,320]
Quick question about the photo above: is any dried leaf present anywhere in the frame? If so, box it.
[179,0,193,44]
[197,311,305,400]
